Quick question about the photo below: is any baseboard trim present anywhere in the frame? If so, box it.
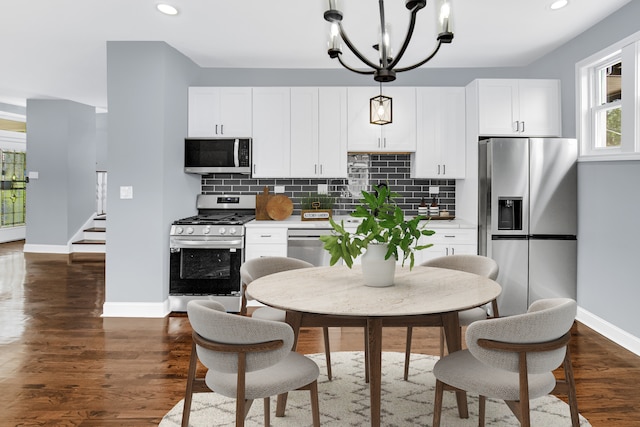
[577,306,640,356]
[23,243,70,254]
[102,300,170,318]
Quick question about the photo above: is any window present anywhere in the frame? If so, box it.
[0,150,26,227]
[593,60,622,148]
[577,30,640,160]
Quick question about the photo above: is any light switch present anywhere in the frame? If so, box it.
[429,186,440,195]
[317,184,328,194]
[274,185,285,194]
[28,171,39,180]
[120,186,133,199]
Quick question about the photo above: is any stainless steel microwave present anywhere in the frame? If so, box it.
[184,138,252,175]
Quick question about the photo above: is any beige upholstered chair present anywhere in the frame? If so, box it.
[183,299,320,427]
[432,298,579,427]
[240,256,334,380]
[404,254,500,379]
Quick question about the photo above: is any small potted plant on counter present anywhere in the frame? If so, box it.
[300,193,336,221]
[320,184,434,287]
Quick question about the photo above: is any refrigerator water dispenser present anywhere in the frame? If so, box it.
[498,197,522,230]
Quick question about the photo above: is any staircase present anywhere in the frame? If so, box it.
[70,215,106,262]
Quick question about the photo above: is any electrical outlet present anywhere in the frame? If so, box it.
[429,186,440,195]
[119,186,133,199]
[274,185,285,194]
[317,184,328,194]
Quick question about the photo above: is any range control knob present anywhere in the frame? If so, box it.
[228,227,237,235]
[175,226,183,234]
[203,227,211,234]
[218,227,226,234]
[186,227,194,234]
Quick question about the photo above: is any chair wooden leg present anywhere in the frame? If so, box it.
[433,379,444,427]
[322,327,332,380]
[478,395,486,427]
[181,341,199,427]
[563,347,580,427]
[404,326,413,380]
[439,327,446,358]
[309,380,321,427]
[263,397,270,427]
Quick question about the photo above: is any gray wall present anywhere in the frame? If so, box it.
[105,41,200,304]
[526,1,640,338]
[25,99,96,246]
[96,113,108,171]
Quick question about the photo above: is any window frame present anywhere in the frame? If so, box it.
[577,30,640,161]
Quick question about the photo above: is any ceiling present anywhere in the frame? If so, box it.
[0,0,632,112]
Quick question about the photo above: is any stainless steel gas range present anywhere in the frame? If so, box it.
[169,194,255,312]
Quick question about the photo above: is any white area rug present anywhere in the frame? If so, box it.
[160,351,590,426]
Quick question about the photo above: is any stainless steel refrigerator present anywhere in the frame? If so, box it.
[478,138,577,316]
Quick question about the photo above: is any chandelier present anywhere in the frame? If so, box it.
[324,0,454,83]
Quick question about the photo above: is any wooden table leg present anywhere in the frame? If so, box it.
[276,311,303,417]
[367,317,382,427]
[441,312,469,419]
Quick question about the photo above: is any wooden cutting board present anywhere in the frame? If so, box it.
[255,187,272,220]
[266,195,294,221]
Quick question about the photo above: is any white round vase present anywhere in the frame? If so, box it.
[361,244,396,287]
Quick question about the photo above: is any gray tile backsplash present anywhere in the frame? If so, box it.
[201,154,455,216]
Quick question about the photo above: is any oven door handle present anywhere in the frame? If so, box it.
[172,240,243,249]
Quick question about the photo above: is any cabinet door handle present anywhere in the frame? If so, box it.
[520,121,524,133]
[215,124,218,135]
[438,164,441,175]
[320,164,323,175]
[315,164,317,174]
[445,247,449,256]
[443,164,446,175]
[451,247,455,255]
[253,164,256,174]
[221,124,224,135]
[444,235,456,238]
[383,137,387,148]
[260,234,272,238]
[378,137,381,148]
[513,121,519,132]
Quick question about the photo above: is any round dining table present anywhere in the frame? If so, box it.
[247,264,502,427]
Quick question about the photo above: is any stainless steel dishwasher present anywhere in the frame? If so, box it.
[287,228,335,266]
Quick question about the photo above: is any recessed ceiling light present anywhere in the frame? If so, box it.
[550,0,569,10]
[157,3,178,15]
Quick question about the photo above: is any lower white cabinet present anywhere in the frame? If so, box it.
[244,227,288,260]
[416,227,477,264]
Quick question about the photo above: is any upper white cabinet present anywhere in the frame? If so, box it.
[347,87,416,152]
[477,79,561,137]
[290,87,348,178]
[252,88,291,178]
[411,87,466,179]
[188,87,252,137]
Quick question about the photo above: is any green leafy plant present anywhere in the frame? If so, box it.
[301,193,336,210]
[319,185,434,269]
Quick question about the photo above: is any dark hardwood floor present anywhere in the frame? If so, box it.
[1,240,639,426]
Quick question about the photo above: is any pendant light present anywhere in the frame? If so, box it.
[370,84,392,125]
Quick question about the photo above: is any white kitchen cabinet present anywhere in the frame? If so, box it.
[245,227,288,260]
[416,227,477,264]
[252,88,291,178]
[188,87,252,137]
[347,87,416,152]
[477,79,561,137]
[411,87,466,179]
[290,87,348,178]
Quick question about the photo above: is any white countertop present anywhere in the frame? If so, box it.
[245,215,475,229]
